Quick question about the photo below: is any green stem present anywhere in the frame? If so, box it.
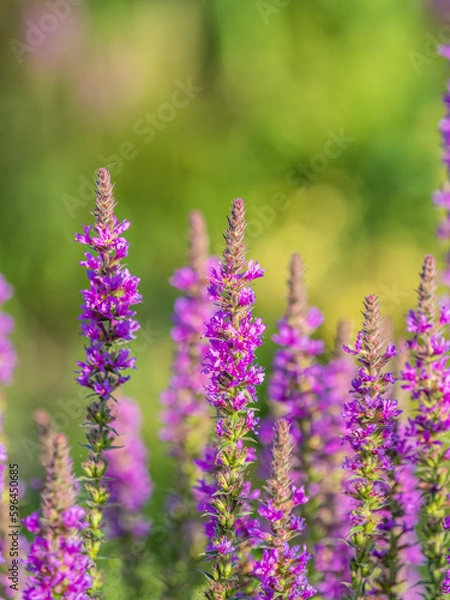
[83,397,115,597]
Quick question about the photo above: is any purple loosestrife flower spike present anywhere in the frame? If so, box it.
[23,434,92,599]
[269,253,324,484]
[75,168,141,595]
[343,295,401,599]
[201,198,265,600]
[160,211,215,597]
[401,255,450,598]
[161,210,213,477]
[253,419,316,600]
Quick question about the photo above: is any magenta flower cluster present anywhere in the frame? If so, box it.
[160,211,214,461]
[160,261,212,449]
[343,315,399,481]
[24,512,91,600]
[76,170,141,399]
[269,255,324,445]
[342,295,402,597]
[204,253,265,433]
[402,255,450,448]
[23,434,92,600]
[200,199,266,600]
[252,419,315,600]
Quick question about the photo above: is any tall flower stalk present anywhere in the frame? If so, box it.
[268,253,324,491]
[201,198,265,600]
[159,211,214,597]
[253,418,315,600]
[76,168,141,594]
[160,210,212,467]
[343,295,401,599]
[402,254,450,598]
[23,433,92,599]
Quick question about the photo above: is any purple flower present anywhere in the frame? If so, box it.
[105,397,152,540]
[23,434,92,599]
[401,255,450,597]
[209,537,235,556]
[343,295,402,598]
[259,501,284,523]
[63,506,89,530]
[253,419,316,600]
[199,199,265,600]
[170,266,199,291]
[268,253,324,460]
[76,168,141,398]
[23,512,40,535]
[160,211,215,465]
[76,168,141,592]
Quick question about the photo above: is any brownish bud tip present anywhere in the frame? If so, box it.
[223,198,247,275]
[41,433,77,533]
[360,294,384,360]
[417,254,437,323]
[266,418,295,512]
[33,409,52,429]
[53,432,67,447]
[94,168,116,228]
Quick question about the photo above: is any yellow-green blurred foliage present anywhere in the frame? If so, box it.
[0,0,448,519]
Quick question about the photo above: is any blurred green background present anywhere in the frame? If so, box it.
[1,0,449,533]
